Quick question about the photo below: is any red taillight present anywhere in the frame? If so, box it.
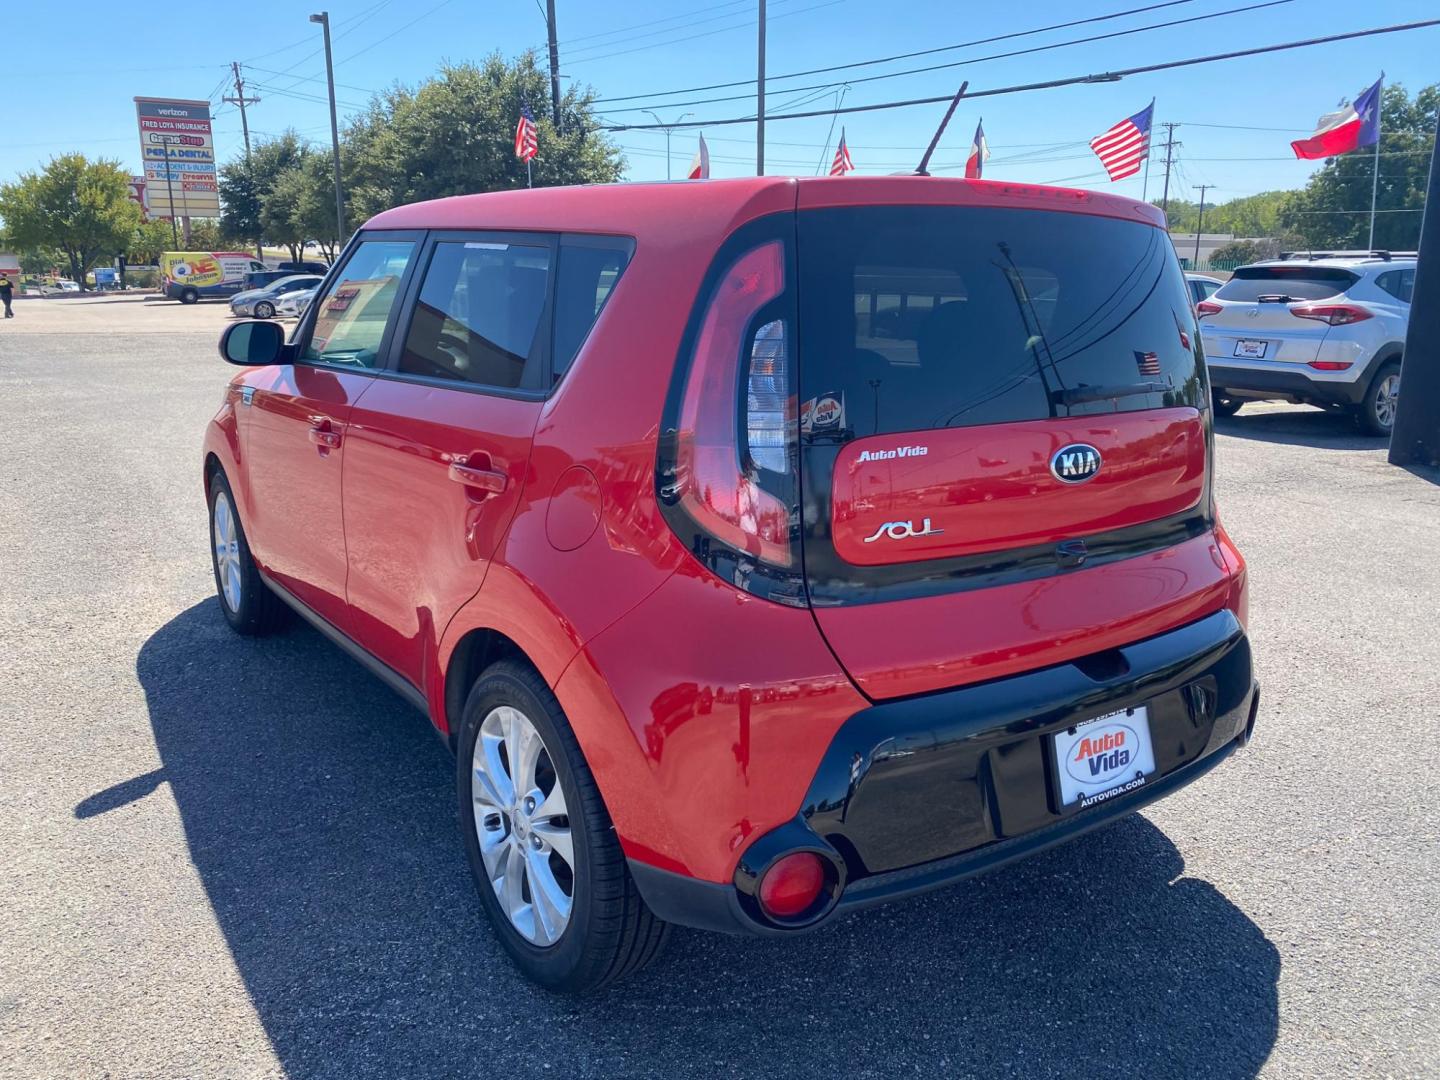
[671,240,796,569]
[1289,302,1372,326]
[1308,360,1354,371]
[757,852,826,919]
[1195,300,1222,319]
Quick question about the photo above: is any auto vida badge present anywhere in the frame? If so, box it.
[1050,443,1103,484]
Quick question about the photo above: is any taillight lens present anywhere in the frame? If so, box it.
[1195,300,1222,319]
[1289,302,1372,326]
[661,238,802,591]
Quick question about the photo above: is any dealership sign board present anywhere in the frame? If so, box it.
[134,97,220,219]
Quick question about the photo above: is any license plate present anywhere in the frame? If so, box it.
[1052,706,1157,809]
[1233,339,1268,359]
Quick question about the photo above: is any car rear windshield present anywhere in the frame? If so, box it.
[796,205,1202,438]
[1214,265,1358,302]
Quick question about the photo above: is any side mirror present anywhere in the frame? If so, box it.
[219,319,287,366]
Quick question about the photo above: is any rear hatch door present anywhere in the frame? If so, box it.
[795,195,1228,700]
[1200,264,1357,365]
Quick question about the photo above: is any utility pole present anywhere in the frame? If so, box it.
[1193,184,1212,268]
[756,0,766,175]
[224,62,263,260]
[545,0,562,131]
[310,12,346,246]
[1157,122,1181,225]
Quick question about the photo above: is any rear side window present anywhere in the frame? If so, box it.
[399,240,552,391]
[1375,268,1415,304]
[1214,265,1358,302]
[551,238,633,380]
[797,206,1202,438]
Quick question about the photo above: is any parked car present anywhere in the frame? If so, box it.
[205,177,1257,992]
[1185,272,1224,307]
[229,275,324,319]
[277,259,330,275]
[1198,254,1413,435]
[242,269,300,292]
[273,286,317,319]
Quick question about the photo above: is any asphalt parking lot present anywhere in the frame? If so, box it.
[2,295,1437,1079]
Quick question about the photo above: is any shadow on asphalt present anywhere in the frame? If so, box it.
[1214,405,1385,450]
[98,601,1280,1078]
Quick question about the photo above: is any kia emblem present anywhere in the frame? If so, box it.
[1050,443,1102,484]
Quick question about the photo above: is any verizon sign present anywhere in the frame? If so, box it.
[134,97,220,219]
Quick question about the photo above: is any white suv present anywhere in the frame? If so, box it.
[1199,254,1413,436]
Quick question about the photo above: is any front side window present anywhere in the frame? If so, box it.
[300,240,415,369]
[399,240,552,390]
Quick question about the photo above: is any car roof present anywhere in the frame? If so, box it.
[1243,256,1417,272]
[364,176,1167,236]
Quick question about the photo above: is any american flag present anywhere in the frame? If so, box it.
[1089,102,1153,181]
[514,106,538,163]
[1135,351,1161,376]
[829,129,854,176]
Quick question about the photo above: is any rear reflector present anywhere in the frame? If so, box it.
[1289,302,1372,326]
[757,852,826,919]
[1307,360,1354,371]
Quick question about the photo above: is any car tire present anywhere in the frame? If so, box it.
[207,470,288,635]
[180,287,199,305]
[254,301,275,319]
[1212,394,1243,418]
[1356,361,1401,438]
[456,660,670,993]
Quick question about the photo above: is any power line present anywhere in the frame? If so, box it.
[595,0,1199,104]
[564,0,844,66]
[601,19,1440,131]
[559,0,806,60]
[598,0,1294,114]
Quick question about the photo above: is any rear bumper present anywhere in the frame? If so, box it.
[629,609,1258,936]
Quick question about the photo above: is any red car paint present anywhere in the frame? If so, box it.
[204,175,1249,896]
[830,409,1206,566]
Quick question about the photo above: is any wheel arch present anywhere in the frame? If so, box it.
[442,627,538,750]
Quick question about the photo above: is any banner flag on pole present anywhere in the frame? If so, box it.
[964,119,990,179]
[1089,102,1154,181]
[514,106,538,162]
[687,133,710,179]
[1291,76,1382,159]
[829,129,854,175]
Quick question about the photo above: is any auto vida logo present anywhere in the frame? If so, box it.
[862,518,944,544]
[1050,443,1102,484]
[1066,722,1137,784]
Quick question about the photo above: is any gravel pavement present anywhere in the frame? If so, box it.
[1,296,1437,1079]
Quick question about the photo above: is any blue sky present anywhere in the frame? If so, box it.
[4,0,1433,210]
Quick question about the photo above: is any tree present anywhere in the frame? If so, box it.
[185,218,223,251]
[1208,239,1266,265]
[259,154,315,262]
[0,154,142,289]
[1280,82,1436,250]
[128,218,175,264]
[218,131,310,251]
[343,54,624,223]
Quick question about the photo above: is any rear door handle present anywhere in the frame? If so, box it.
[449,461,507,495]
[308,418,342,449]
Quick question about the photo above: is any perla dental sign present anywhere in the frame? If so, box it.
[857,445,928,463]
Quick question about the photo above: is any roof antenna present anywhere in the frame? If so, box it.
[915,81,969,176]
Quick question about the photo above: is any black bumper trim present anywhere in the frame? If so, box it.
[1208,363,1370,407]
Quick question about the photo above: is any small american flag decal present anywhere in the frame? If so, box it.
[1135,351,1161,376]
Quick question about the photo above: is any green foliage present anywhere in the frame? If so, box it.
[1165,190,1295,237]
[1208,240,1267,265]
[342,54,624,222]
[128,218,175,264]
[0,154,142,289]
[218,131,311,255]
[1279,82,1435,250]
[185,218,223,251]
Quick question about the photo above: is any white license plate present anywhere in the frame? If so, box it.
[1053,706,1157,808]
[1233,339,1268,359]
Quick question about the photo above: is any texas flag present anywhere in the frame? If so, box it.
[687,133,710,179]
[964,119,990,179]
[1291,76,1382,159]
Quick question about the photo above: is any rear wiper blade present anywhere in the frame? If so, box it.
[1050,382,1169,406]
[1256,293,1297,303]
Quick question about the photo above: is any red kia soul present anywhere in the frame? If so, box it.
[205,176,1257,992]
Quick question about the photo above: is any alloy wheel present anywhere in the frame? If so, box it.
[470,705,574,946]
[1374,372,1400,430]
[212,492,242,612]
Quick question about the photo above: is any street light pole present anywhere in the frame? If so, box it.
[310,11,346,248]
[642,111,694,180]
[756,0,766,175]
